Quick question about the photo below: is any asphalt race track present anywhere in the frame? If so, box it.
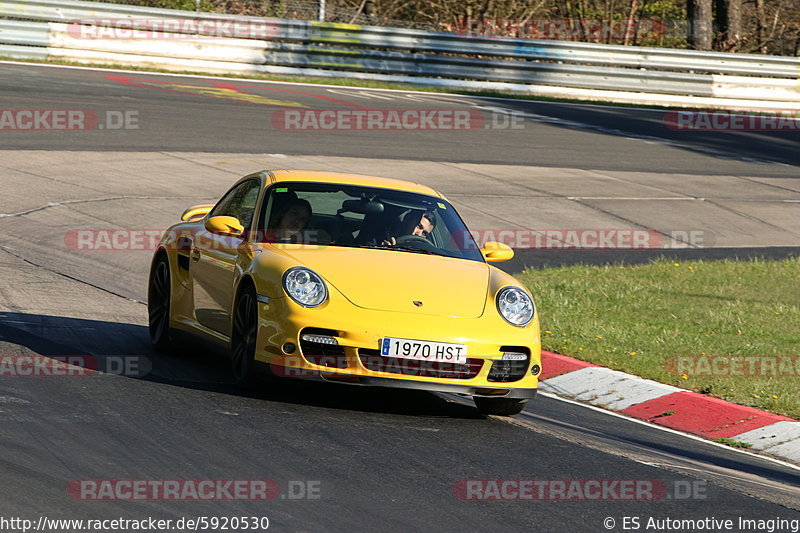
[0,62,799,532]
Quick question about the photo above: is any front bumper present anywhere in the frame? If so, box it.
[254,294,542,397]
[317,372,538,399]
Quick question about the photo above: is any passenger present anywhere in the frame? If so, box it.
[270,198,334,244]
[274,198,312,242]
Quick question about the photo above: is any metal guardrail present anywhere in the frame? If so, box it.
[0,0,798,104]
[0,18,48,46]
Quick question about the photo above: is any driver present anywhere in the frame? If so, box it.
[382,210,436,246]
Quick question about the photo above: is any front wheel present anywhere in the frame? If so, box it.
[148,255,172,352]
[474,397,528,416]
[231,285,258,387]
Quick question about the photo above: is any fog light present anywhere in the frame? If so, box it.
[282,342,296,354]
[530,364,541,375]
[301,334,338,345]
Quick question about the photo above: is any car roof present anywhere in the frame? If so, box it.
[264,169,444,199]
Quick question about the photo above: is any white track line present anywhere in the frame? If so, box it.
[536,391,800,472]
[444,391,800,472]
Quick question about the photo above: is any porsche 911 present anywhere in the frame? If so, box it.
[148,170,541,415]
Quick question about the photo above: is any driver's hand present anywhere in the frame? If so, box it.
[380,237,397,246]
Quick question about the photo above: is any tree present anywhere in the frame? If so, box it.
[716,0,742,50]
[754,0,767,53]
[623,0,639,46]
[687,0,713,49]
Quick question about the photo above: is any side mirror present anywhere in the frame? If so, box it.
[205,216,244,237]
[481,241,514,262]
[181,204,214,221]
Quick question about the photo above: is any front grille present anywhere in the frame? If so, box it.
[487,347,530,382]
[358,349,483,379]
[299,327,347,369]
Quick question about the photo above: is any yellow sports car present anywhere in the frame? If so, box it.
[148,170,541,415]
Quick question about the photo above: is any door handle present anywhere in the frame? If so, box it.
[190,248,201,261]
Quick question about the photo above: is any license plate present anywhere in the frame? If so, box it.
[381,337,467,364]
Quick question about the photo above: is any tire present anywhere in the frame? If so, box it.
[148,255,173,352]
[474,397,528,416]
[231,284,258,387]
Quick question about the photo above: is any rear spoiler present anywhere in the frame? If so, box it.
[180,204,214,222]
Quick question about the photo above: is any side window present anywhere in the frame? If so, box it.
[210,180,261,228]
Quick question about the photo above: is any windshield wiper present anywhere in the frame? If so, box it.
[392,245,435,255]
[352,243,392,250]
[352,243,435,255]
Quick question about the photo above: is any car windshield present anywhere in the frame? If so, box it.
[257,182,485,262]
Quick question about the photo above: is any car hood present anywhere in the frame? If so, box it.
[281,247,489,318]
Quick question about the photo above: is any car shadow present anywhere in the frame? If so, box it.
[0,311,483,419]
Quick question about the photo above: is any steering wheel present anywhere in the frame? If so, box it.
[395,234,436,250]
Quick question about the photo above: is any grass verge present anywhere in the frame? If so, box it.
[713,438,753,448]
[517,258,800,419]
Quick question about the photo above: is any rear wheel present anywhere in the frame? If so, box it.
[148,256,172,352]
[474,397,528,416]
[231,284,258,387]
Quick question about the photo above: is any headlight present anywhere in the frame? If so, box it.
[282,267,328,307]
[496,286,534,326]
